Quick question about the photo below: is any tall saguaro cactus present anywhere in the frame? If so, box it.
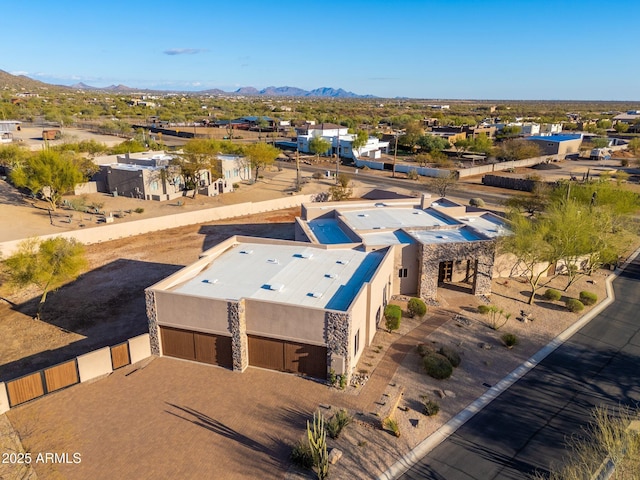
[307,411,329,479]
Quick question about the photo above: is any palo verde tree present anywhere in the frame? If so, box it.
[350,130,369,155]
[171,138,221,197]
[308,136,331,163]
[10,150,84,211]
[500,211,554,305]
[243,141,280,182]
[3,237,88,320]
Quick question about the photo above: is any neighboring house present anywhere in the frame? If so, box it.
[296,123,390,160]
[612,110,640,125]
[524,134,583,156]
[540,123,562,134]
[145,195,511,382]
[519,123,541,136]
[93,151,250,200]
[0,120,21,132]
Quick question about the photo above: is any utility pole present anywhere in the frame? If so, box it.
[295,148,301,192]
[335,126,340,184]
[392,131,399,178]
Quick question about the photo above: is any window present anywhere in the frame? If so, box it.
[398,268,408,278]
[376,307,381,326]
[150,181,158,191]
[354,329,360,356]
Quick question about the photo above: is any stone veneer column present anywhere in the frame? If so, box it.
[325,311,351,381]
[145,290,160,355]
[472,246,496,296]
[227,300,248,372]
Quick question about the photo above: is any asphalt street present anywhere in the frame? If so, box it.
[399,256,640,479]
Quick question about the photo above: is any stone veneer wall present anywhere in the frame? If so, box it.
[325,311,351,380]
[145,290,161,355]
[227,300,248,372]
[418,240,497,299]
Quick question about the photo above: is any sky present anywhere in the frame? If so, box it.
[2,0,639,100]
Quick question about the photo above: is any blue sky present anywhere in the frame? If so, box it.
[2,0,639,100]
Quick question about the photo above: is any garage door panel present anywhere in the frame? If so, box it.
[248,336,284,371]
[160,326,195,361]
[194,332,233,368]
[284,342,327,380]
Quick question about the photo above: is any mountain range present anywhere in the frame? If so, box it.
[72,82,375,98]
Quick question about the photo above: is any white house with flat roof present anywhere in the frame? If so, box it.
[146,236,395,381]
[296,123,390,160]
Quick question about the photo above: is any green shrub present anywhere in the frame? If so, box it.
[423,353,453,380]
[232,183,240,189]
[422,397,440,416]
[338,374,347,390]
[566,298,585,313]
[326,409,352,439]
[438,346,461,368]
[407,298,427,318]
[134,207,144,214]
[290,439,314,469]
[579,291,597,306]
[544,289,562,301]
[501,333,519,348]
[312,171,323,180]
[416,343,433,357]
[384,304,402,333]
[383,417,400,437]
[469,197,485,207]
[477,305,491,315]
[407,169,419,180]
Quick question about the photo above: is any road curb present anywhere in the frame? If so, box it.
[378,247,640,480]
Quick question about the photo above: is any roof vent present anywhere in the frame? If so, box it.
[202,278,218,284]
[336,259,350,265]
[358,213,369,217]
[375,203,386,208]
[325,273,338,279]
[295,252,313,259]
[266,283,284,291]
[373,226,382,230]
[308,292,323,298]
[240,249,254,255]
[413,211,424,215]
[267,258,279,264]
[436,235,447,239]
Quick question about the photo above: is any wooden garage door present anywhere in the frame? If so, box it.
[284,342,327,380]
[194,331,233,368]
[248,335,327,380]
[160,326,233,368]
[248,335,284,371]
[161,326,196,361]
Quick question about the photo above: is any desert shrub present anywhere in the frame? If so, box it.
[422,397,440,416]
[416,343,433,357]
[423,353,453,380]
[477,304,491,315]
[328,369,337,387]
[579,291,597,306]
[312,171,323,180]
[469,197,485,207]
[620,159,629,167]
[134,207,144,214]
[384,304,402,332]
[566,298,585,313]
[232,183,240,189]
[501,333,519,348]
[407,169,419,180]
[544,288,562,301]
[383,417,400,437]
[338,374,347,390]
[290,439,314,469]
[407,298,427,318]
[326,409,352,439]
[438,346,461,368]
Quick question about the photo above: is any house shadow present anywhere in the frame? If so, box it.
[0,258,182,382]
[198,222,296,251]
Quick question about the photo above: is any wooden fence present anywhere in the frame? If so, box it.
[3,340,136,408]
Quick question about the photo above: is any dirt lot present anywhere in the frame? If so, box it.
[0,207,301,381]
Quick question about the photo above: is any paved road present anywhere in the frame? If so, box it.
[400,256,640,479]
[279,162,513,207]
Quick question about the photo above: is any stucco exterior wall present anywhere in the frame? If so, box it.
[77,347,113,383]
[348,288,369,368]
[155,292,231,336]
[244,300,326,345]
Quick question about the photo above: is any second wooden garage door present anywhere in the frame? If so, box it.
[160,326,233,369]
[248,335,327,380]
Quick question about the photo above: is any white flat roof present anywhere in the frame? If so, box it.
[408,227,482,244]
[457,213,508,238]
[340,206,455,231]
[172,242,386,311]
[360,230,415,246]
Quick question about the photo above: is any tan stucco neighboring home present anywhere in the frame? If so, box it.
[524,134,583,156]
